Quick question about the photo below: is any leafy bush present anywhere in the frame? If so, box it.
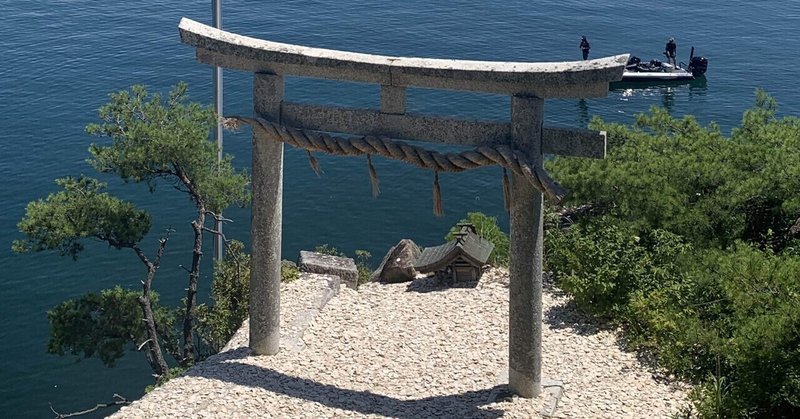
[545,217,689,320]
[281,261,300,283]
[195,242,314,352]
[314,244,345,257]
[145,366,188,393]
[47,286,173,367]
[646,246,800,417]
[446,212,510,266]
[548,225,800,417]
[544,92,800,417]
[196,241,250,353]
[547,90,800,252]
[354,250,372,285]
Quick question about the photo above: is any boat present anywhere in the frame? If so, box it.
[619,46,708,83]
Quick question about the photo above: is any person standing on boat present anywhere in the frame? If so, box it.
[580,36,591,60]
[664,37,677,69]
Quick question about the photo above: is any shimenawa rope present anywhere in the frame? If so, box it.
[225,116,566,215]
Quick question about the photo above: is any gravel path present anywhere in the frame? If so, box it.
[111,268,690,418]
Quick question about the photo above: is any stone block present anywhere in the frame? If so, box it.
[298,251,358,289]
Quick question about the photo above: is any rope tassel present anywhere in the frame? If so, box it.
[367,154,380,197]
[433,171,443,217]
[306,150,322,177]
[502,168,512,212]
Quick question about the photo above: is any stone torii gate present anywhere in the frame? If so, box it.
[179,17,627,398]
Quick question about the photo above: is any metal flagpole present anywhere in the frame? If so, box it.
[212,0,224,261]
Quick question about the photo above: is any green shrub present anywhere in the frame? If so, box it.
[549,220,800,417]
[545,217,689,320]
[547,91,800,253]
[314,244,345,257]
[354,249,372,285]
[446,212,509,266]
[145,366,188,392]
[633,245,800,417]
[543,93,800,416]
[678,246,800,417]
[281,261,300,283]
[196,240,250,353]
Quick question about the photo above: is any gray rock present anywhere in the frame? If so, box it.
[298,250,358,289]
[371,239,421,283]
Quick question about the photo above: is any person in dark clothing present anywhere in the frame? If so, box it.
[664,37,677,69]
[580,36,591,60]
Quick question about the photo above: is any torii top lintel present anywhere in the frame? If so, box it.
[178,18,627,98]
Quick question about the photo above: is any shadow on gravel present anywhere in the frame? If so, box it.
[186,353,507,418]
[542,291,676,384]
[543,298,616,336]
[404,276,479,293]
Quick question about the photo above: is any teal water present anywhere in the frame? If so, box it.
[2,1,799,417]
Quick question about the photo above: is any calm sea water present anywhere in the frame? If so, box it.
[2,1,798,417]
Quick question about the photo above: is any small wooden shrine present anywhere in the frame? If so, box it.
[414,223,495,282]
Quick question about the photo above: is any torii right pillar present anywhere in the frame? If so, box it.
[508,94,545,397]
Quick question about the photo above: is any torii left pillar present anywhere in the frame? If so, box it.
[250,72,284,355]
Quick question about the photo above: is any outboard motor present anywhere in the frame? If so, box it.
[688,56,708,77]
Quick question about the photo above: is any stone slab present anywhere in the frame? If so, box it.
[299,250,359,290]
[282,273,341,353]
[281,102,606,157]
[179,17,628,97]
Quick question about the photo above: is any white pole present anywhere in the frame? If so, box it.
[212,0,224,261]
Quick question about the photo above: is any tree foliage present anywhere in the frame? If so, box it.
[548,89,800,251]
[85,82,251,364]
[14,82,252,386]
[87,82,249,214]
[14,176,175,378]
[544,91,800,417]
[13,177,151,259]
[47,286,173,368]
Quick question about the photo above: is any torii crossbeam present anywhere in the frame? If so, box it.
[179,17,626,398]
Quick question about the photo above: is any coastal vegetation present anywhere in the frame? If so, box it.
[12,82,799,418]
[14,83,250,383]
[545,90,800,417]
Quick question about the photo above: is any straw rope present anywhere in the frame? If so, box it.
[225,116,567,206]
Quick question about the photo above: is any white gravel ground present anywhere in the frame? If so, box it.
[110,268,690,418]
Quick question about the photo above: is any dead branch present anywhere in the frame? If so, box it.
[49,394,130,418]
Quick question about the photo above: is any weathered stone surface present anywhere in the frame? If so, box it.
[281,102,607,156]
[299,251,358,289]
[179,17,628,98]
[281,273,341,353]
[370,239,421,283]
[249,72,284,356]
[509,95,544,398]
